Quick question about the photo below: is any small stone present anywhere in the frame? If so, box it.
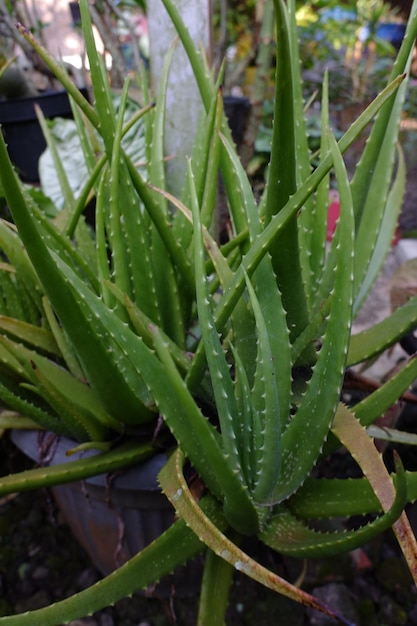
[15,590,52,613]
[76,568,100,590]
[99,615,115,626]
[32,565,49,581]
[306,583,358,626]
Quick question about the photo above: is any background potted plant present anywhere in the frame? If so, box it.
[0,0,87,182]
[1,0,417,624]
[0,0,146,183]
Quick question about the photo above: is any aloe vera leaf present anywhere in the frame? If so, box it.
[107,79,133,306]
[333,406,401,510]
[95,170,115,309]
[243,272,281,503]
[15,278,41,327]
[30,203,99,291]
[22,367,104,442]
[0,139,156,425]
[367,426,417,445]
[332,403,417,585]
[79,11,166,324]
[287,468,417,519]
[149,180,254,380]
[149,180,252,347]
[0,374,63,435]
[0,316,59,354]
[41,297,84,381]
[71,217,97,277]
[149,325,258,535]
[108,93,164,327]
[188,169,260,529]
[262,463,406,558]
[47,252,157,417]
[160,0,214,110]
[287,0,311,187]
[219,122,256,239]
[0,440,156,496]
[290,297,329,365]
[198,549,235,626]
[353,115,408,309]
[0,268,31,322]
[125,156,195,299]
[353,106,406,294]
[148,207,186,344]
[350,6,417,305]
[160,448,353,625]
[35,104,76,214]
[271,134,354,503]
[187,76,404,392]
[200,77,410,349]
[287,477,382,519]
[0,221,43,310]
[65,153,106,238]
[16,22,98,129]
[219,133,292,404]
[288,0,316,305]
[107,136,164,329]
[144,39,185,344]
[152,181,255,417]
[147,40,173,211]
[104,281,191,373]
[79,0,115,157]
[262,0,309,342]
[0,412,41,430]
[0,340,100,441]
[353,355,417,427]
[64,102,154,238]
[229,344,254,488]
[350,0,417,227]
[193,86,224,232]
[303,74,331,307]
[347,296,417,366]
[218,132,260,248]
[67,88,97,174]
[29,353,120,434]
[174,81,222,245]
[0,337,29,377]
[353,143,406,315]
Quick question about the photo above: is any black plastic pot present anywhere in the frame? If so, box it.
[69,1,82,27]
[223,95,251,146]
[11,429,200,595]
[0,89,88,183]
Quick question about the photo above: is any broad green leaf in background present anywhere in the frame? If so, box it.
[39,95,147,209]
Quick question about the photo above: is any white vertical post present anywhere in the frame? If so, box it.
[148,0,211,195]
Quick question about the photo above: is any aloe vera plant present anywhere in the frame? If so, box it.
[1,0,417,623]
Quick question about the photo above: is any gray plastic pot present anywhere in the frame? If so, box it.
[11,429,200,595]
